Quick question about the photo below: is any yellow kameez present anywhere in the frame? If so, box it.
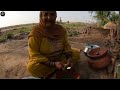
[27,29,80,78]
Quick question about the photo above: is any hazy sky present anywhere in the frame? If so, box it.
[0,11,96,28]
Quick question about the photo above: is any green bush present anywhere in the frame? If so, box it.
[67,30,80,37]
[19,27,31,34]
[0,38,6,43]
[0,25,34,43]
[0,32,13,43]
[6,33,13,39]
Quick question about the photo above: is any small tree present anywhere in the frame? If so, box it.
[114,11,120,50]
[89,11,119,26]
[67,21,70,23]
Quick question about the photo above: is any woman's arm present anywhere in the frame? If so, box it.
[28,36,50,64]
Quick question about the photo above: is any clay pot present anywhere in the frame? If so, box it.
[87,47,108,59]
[87,47,112,70]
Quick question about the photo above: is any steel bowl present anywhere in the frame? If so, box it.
[84,44,100,54]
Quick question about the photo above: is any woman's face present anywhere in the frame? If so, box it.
[41,11,57,27]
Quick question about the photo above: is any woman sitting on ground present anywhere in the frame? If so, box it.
[27,11,80,79]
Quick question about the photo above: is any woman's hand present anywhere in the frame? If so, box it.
[63,58,73,70]
[54,61,64,70]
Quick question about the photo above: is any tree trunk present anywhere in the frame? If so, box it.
[113,11,120,59]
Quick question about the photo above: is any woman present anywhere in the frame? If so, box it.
[27,11,80,79]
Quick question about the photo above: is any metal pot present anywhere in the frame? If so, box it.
[84,44,100,55]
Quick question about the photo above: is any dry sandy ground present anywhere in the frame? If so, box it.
[0,38,31,79]
[0,34,113,79]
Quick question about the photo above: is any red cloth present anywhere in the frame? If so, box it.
[56,69,80,79]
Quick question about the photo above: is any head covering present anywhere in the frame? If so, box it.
[39,11,57,28]
[28,11,65,40]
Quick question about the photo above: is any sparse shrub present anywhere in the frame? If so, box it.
[0,38,6,43]
[19,30,25,33]
[67,30,80,37]
[0,32,14,43]
[19,27,31,34]
[6,33,13,39]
